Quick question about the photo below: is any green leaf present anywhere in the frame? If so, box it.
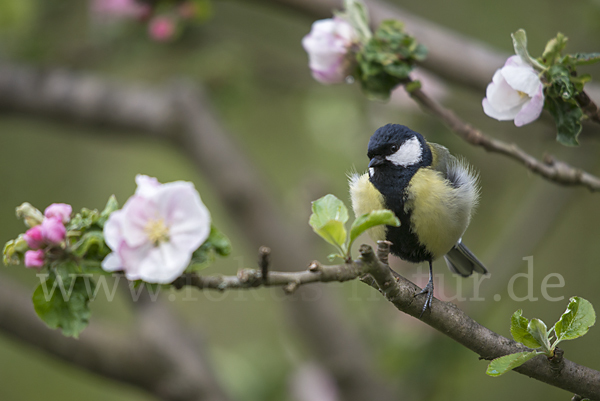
[542,32,567,65]
[544,96,583,146]
[97,195,119,228]
[349,210,399,248]
[511,29,545,70]
[32,262,93,338]
[356,19,426,99]
[527,318,551,353]
[340,0,371,42]
[68,208,101,231]
[3,235,28,266]
[553,296,596,345]
[486,351,538,377]
[309,195,349,250]
[188,225,232,272]
[563,52,600,66]
[71,231,108,260]
[510,309,542,349]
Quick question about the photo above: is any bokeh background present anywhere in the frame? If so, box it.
[1,0,600,400]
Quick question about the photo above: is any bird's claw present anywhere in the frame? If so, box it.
[414,281,434,318]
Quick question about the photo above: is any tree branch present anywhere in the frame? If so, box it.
[257,0,600,101]
[0,274,233,401]
[408,84,600,192]
[175,243,600,400]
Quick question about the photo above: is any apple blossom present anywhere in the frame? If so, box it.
[148,16,176,42]
[24,250,45,269]
[44,203,72,224]
[482,55,545,127]
[102,175,211,284]
[40,217,67,245]
[91,0,148,19]
[24,226,44,249]
[302,17,358,84]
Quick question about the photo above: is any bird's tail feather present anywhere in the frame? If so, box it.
[443,242,488,277]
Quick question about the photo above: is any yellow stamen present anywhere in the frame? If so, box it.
[145,218,169,246]
[517,90,528,98]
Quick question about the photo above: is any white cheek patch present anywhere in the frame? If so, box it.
[369,167,375,177]
[386,136,422,166]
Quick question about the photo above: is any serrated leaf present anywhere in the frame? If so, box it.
[68,208,101,231]
[486,351,538,377]
[510,309,542,349]
[554,296,596,345]
[527,318,551,353]
[97,195,119,228]
[188,225,232,272]
[309,195,348,250]
[564,52,600,66]
[340,0,371,42]
[349,210,399,248]
[544,96,583,146]
[542,32,567,64]
[71,231,107,259]
[32,262,92,338]
[511,29,545,70]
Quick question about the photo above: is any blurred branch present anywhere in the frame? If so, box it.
[257,0,600,101]
[0,61,398,401]
[175,243,600,400]
[0,274,232,401]
[408,83,600,192]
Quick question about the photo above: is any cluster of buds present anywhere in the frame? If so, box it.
[91,0,209,42]
[17,203,72,269]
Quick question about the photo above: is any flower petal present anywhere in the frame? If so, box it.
[120,195,156,247]
[101,252,123,272]
[514,85,545,126]
[103,209,125,251]
[485,76,525,113]
[482,98,522,121]
[501,66,541,96]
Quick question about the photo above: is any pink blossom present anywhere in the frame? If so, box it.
[148,16,176,42]
[91,0,148,19]
[24,226,44,249]
[44,203,72,224]
[302,18,358,84]
[25,250,45,269]
[40,217,66,245]
[102,175,211,283]
[482,55,545,127]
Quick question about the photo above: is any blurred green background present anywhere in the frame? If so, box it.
[1,0,600,400]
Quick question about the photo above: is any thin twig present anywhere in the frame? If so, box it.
[408,84,600,192]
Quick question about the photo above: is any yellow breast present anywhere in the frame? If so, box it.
[405,168,471,259]
[348,173,387,242]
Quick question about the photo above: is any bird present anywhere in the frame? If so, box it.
[349,123,487,317]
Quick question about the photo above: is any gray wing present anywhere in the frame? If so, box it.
[430,143,486,276]
[444,241,488,277]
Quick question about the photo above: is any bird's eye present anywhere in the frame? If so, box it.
[390,145,399,153]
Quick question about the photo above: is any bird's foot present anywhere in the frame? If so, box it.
[414,281,434,318]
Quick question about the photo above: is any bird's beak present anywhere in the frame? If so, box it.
[368,156,385,168]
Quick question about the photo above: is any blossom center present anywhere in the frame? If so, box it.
[517,90,529,99]
[145,218,170,246]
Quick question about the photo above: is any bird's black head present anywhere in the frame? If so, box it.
[367,124,432,173]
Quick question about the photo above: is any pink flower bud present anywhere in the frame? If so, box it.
[302,18,358,84]
[44,203,72,224]
[41,217,66,245]
[25,250,45,269]
[148,16,176,42]
[24,226,44,249]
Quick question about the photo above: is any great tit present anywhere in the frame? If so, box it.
[349,124,487,316]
